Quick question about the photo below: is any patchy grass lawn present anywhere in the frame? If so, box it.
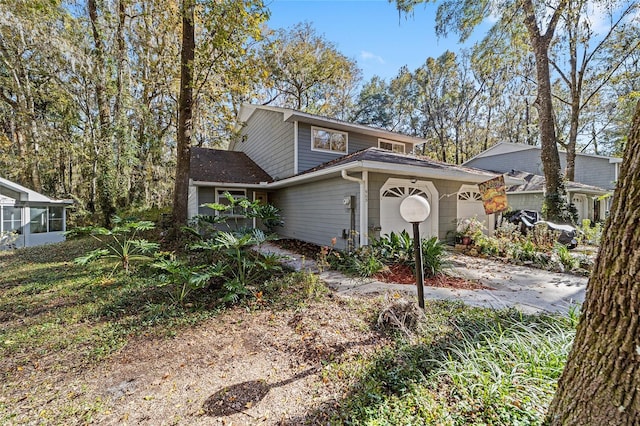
[1,239,576,425]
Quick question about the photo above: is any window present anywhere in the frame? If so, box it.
[49,207,64,232]
[217,189,247,217]
[2,206,22,234]
[311,126,347,154]
[379,139,405,154]
[30,207,48,234]
[26,206,64,234]
[197,187,216,216]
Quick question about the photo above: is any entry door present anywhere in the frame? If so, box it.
[379,178,438,238]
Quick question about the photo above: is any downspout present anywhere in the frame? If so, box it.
[341,169,368,246]
[293,121,299,175]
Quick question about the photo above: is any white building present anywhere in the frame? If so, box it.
[0,177,72,249]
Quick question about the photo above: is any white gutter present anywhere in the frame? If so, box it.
[341,170,368,246]
[190,181,270,189]
[293,121,299,175]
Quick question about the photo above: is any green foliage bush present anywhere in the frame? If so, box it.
[473,221,591,274]
[321,231,447,278]
[69,216,159,273]
[191,229,283,304]
[577,219,603,246]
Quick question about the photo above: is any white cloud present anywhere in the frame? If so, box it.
[360,51,385,64]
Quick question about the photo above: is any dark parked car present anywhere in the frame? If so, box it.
[508,210,578,249]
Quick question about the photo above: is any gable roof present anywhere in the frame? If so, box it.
[236,104,427,147]
[505,170,610,195]
[464,142,622,164]
[0,176,70,204]
[190,147,272,184]
[266,147,521,188]
[302,147,485,175]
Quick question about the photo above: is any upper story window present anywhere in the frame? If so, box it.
[311,126,347,154]
[379,139,405,154]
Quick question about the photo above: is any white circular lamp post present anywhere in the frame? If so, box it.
[399,195,431,309]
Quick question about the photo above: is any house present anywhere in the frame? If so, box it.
[0,177,72,249]
[464,142,619,222]
[188,105,520,250]
[504,171,610,222]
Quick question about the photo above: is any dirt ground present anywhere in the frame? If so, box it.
[3,294,388,425]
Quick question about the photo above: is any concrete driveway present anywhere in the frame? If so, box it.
[258,243,588,316]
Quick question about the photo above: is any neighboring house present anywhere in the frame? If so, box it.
[464,142,620,222]
[504,171,610,223]
[0,177,72,249]
[188,105,520,250]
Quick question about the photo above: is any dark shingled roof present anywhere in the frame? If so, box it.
[505,170,609,193]
[300,147,497,177]
[190,147,272,184]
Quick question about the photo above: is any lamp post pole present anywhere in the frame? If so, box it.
[412,222,425,309]
[399,194,431,311]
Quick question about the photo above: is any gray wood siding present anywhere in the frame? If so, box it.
[467,150,617,190]
[270,177,359,250]
[506,193,545,212]
[367,173,463,241]
[236,109,295,179]
[466,150,547,176]
[296,123,410,173]
[573,155,616,190]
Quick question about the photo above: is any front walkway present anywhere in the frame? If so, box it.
[258,243,587,315]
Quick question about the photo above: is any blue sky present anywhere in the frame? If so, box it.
[265,0,481,82]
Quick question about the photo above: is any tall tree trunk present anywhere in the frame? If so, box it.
[564,101,579,181]
[522,0,569,222]
[172,0,195,226]
[88,0,116,225]
[546,101,640,425]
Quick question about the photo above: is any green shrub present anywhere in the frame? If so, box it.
[530,223,560,250]
[151,256,225,305]
[577,219,603,246]
[190,229,284,304]
[421,236,446,277]
[370,231,414,265]
[494,221,522,241]
[70,216,159,274]
[328,305,576,425]
[352,250,386,277]
[362,232,446,278]
[553,243,578,272]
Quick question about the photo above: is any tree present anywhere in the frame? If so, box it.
[256,22,361,118]
[350,76,395,128]
[395,0,571,220]
[0,0,70,192]
[172,0,195,227]
[551,0,640,180]
[545,101,640,425]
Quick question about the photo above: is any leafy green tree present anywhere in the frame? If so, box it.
[256,22,361,118]
[395,0,571,220]
[173,0,268,226]
[550,0,639,180]
[0,0,78,192]
[351,76,395,129]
